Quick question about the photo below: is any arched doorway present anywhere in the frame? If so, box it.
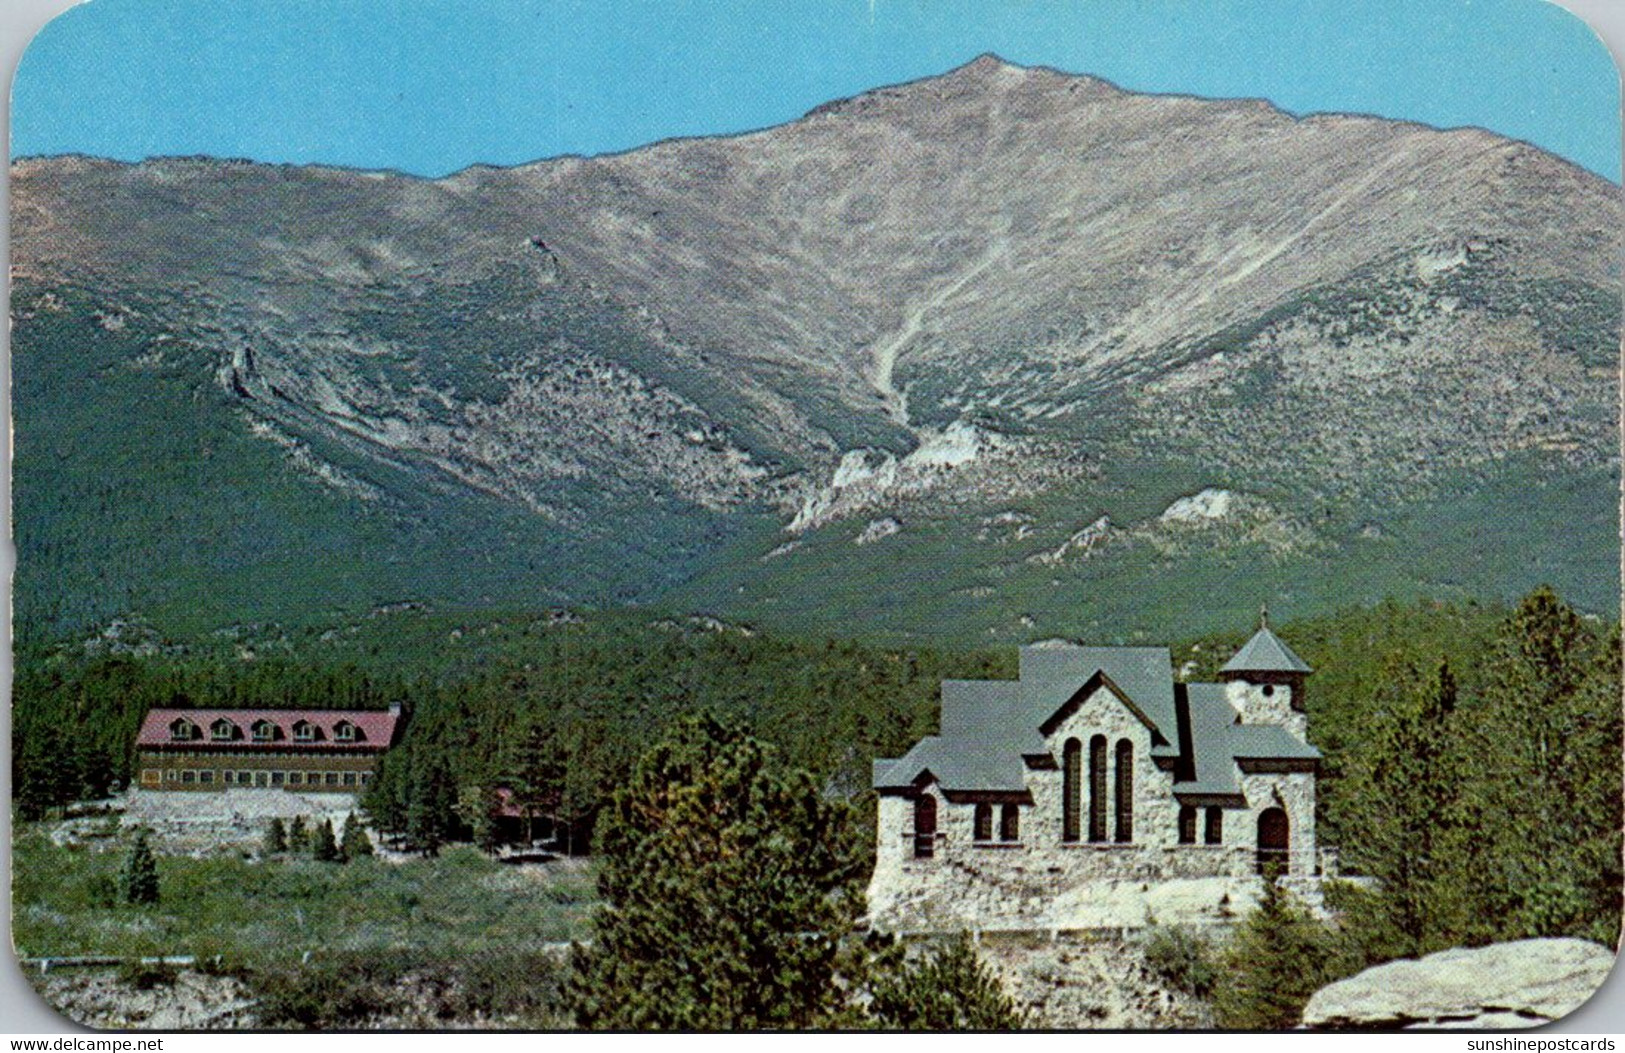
[913,795,937,859]
[1256,807,1289,877]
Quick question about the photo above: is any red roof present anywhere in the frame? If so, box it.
[136,707,401,752]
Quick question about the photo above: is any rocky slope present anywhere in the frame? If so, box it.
[11,56,1619,641]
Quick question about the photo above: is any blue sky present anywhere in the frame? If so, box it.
[11,0,1622,181]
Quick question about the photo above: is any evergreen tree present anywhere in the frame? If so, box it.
[868,935,1022,1030]
[569,714,863,1030]
[340,813,374,860]
[1471,587,1622,942]
[287,815,310,856]
[118,829,160,905]
[1341,658,1465,953]
[312,818,340,862]
[1214,882,1334,1030]
[263,817,287,855]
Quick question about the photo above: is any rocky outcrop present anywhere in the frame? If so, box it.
[1301,939,1616,1030]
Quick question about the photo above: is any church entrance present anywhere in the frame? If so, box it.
[913,795,937,859]
[1256,807,1289,877]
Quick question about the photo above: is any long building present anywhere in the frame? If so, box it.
[134,704,403,792]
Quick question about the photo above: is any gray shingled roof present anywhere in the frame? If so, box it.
[876,640,1320,798]
[1019,645,1177,740]
[1220,627,1313,674]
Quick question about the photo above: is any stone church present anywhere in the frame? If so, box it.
[869,617,1323,930]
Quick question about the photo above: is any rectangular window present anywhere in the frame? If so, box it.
[181,770,195,784]
[325,772,341,787]
[342,772,358,787]
[141,769,162,787]
[199,770,214,784]
[287,771,303,786]
[1178,805,1197,844]
[1204,807,1223,845]
[256,771,270,787]
[240,771,253,785]
[167,769,179,782]
[999,803,1020,842]
[223,771,234,785]
[270,771,285,786]
[360,773,373,786]
[973,803,993,842]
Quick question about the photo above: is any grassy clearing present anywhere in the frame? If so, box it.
[11,825,597,968]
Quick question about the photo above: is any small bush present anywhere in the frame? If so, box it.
[1142,924,1217,1000]
[118,830,160,905]
[118,959,177,990]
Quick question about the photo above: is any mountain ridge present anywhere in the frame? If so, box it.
[11,59,1619,643]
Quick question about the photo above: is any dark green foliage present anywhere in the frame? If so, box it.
[1214,882,1335,1030]
[117,959,177,990]
[1338,659,1465,954]
[1141,925,1218,1000]
[263,818,287,856]
[287,816,309,855]
[118,829,161,906]
[569,715,864,1030]
[341,814,373,860]
[868,935,1023,1030]
[311,819,340,863]
[251,949,420,1029]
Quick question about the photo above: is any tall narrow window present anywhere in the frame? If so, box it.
[1114,738,1134,843]
[913,795,937,859]
[1088,735,1108,842]
[974,802,993,841]
[1062,738,1082,842]
[1000,803,1020,842]
[1204,806,1223,845]
[1178,805,1197,844]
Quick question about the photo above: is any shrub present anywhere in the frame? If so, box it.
[117,958,177,990]
[868,934,1023,1030]
[1142,924,1218,1000]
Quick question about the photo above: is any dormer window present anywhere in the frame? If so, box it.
[252,720,277,743]
[333,721,357,743]
[169,718,198,742]
[211,719,237,742]
[292,721,318,743]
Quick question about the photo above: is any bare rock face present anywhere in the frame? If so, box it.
[1301,939,1616,1030]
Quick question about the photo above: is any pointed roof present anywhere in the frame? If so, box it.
[1220,626,1312,675]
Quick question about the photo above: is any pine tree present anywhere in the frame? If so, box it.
[118,829,160,906]
[340,813,373,860]
[868,934,1022,1029]
[312,818,340,862]
[1342,658,1465,953]
[1214,881,1333,1030]
[287,815,310,856]
[569,714,864,1029]
[263,817,287,855]
[1471,587,1622,942]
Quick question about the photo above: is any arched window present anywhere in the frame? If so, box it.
[913,796,937,859]
[1000,803,1020,842]
[973,802,993,842]
[1062,738,1082,842]
[252,720,277,742]
[169,718,197,742]
[333,721,358,743]
[1178,805,1197,844]
[1088,735,1108,842]
[211,719,236,742]
[292,721,318,743]
[1205,806,1224,845]
[1114,738,1133,843]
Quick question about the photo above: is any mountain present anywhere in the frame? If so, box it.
[11,56,1619,644]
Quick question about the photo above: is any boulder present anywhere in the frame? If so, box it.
[1302,938,1617,1030]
